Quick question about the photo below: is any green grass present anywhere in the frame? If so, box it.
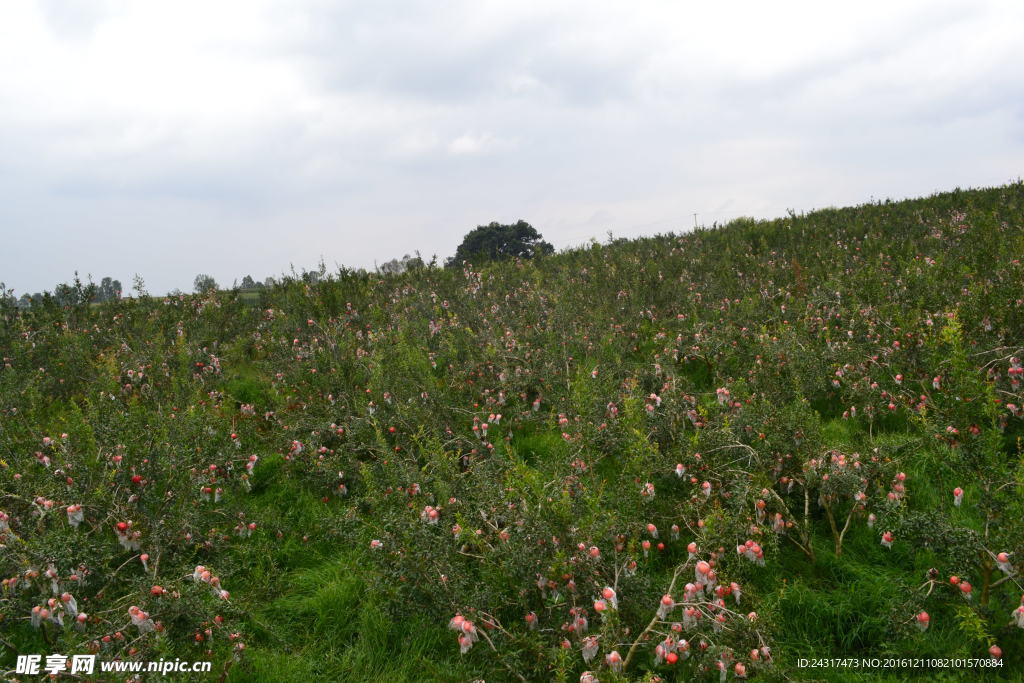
[232,556,478,682]
[221,461,482,682]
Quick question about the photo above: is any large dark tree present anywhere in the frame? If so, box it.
[449,220,553,266]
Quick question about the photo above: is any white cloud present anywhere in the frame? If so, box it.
[448,132,506,156]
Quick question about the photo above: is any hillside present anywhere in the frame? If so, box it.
[2,183,1023,681]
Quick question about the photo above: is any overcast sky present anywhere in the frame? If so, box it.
[1,0,1022,295]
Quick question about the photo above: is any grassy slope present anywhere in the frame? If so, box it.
[221,191,1021,681]
[3,184,1023,682]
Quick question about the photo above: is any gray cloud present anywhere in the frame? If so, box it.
[1,0,1022,295]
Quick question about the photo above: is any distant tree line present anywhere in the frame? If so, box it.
[377,253,425,275]
[5,221,553,307]
[1,274,122,309]
[191,274,279,294]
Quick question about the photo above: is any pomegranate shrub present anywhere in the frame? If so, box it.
[2,184,1024,680]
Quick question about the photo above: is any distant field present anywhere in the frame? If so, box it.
[238,289,263,306]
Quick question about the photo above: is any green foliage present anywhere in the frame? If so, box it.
[3,183,1024,681]
[194,273,219,293]
[449,220,554,266]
